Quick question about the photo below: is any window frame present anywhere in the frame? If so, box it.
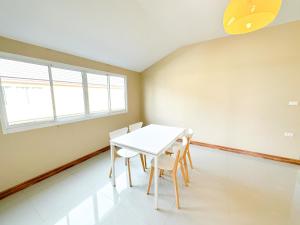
[0,52,128,134]
[50,66,86,119]
[85,71,109,115]
[109,75,128,113]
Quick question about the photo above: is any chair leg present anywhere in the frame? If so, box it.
[109,157,116,178]
[172,172,180,209]
[147,166,154,194]
[109,167,112,178]
[159,169,164,177]
[139,154,146,172]
[183,157,190,183]
[143,155,147,169]
[126,158,132,187]
[187,148,193,169]
[179,161,188,186]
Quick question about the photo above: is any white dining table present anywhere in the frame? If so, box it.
[110,124,185,209]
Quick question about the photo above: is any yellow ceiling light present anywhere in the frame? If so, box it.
[223,0,282,34]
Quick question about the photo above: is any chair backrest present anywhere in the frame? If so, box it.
[129,122,143,132]
[109,127,128,140]
[173,136,188,171]
[185,129,193,151]
[185,128,194,140]
[179,136,188,159]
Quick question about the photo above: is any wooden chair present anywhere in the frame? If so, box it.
[108,127,144,186]
[165,128,194,183]
[129,122,143,132]
[147,136,188,209]
[185,128,194,169]
[129,122,147,171]
[178,128,194,184]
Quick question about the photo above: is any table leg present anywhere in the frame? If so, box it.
[111,144,116,187]
[154,156,158,209]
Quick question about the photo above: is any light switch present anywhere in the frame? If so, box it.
[284,132,294,137]
[288,101,298,106]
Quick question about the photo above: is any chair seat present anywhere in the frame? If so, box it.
[151,154,175,171]
[117,148,139,158]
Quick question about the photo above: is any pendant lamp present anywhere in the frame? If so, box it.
[223,0,282,34]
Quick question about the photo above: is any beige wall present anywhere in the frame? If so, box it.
[142,21,300,160]
[1,21,300,191]
[0,37,142,191]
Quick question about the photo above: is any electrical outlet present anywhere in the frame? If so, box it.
[288,101,298,106]
[284,132,294,137]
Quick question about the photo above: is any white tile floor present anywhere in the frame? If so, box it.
[0,145,300,225]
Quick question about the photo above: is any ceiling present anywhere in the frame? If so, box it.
[0,0,299,72]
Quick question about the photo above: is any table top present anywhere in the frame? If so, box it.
[110,124,185,156]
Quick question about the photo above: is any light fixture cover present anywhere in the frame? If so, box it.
[223,0,282,34]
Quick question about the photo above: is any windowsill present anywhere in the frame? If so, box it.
[1,110,128,134]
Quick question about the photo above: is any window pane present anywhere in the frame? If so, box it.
[0,59,53,125]
[87,73,108,113]
[110,76,126,111]
[51,67,84,118]
[0,58,50,80]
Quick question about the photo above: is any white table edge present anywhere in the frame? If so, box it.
[110,132,183,156]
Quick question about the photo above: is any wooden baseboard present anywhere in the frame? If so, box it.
[2,141,299,200]
[191,140,300,166]
[0,146,110,200]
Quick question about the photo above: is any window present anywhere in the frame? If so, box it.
[86,73,109,114]
[0,58,53,125]
[0,55,127,134]
[51,67,85,118]
[109,76,126,111]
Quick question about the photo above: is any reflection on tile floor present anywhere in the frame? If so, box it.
[0,145,299,225]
